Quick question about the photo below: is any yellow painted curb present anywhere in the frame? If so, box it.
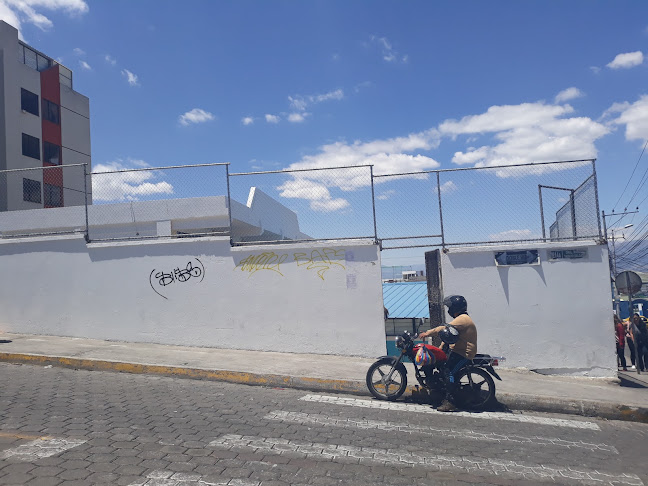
[0,352,367,394]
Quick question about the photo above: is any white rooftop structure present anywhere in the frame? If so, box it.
[0,187,311,242]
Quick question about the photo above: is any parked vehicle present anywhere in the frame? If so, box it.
[366,322,504,410]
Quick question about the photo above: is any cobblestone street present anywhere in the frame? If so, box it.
[0,362,646,485]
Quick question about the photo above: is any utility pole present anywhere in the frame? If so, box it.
[602,209,638,316]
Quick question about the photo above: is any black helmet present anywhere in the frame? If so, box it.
[439,325,460,344]
[443,295,467,317]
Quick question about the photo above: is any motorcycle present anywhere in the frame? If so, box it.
[366,321,504,410]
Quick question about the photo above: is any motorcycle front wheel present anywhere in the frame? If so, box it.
[366,358,408,401]
[454,367,495,410]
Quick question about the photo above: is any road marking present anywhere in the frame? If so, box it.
[300,394,601,430]
[0,437,86,461]
[265,410,618,453]
[128,470,260,485]
[209,434,643,486]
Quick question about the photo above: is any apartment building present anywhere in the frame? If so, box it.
[0,20,90,212]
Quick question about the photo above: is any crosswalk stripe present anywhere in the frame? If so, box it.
[209,434,642,486]
[300,394,601,430]
[129,470,261,485]
[0,437,86,461]
[265,410,618,453]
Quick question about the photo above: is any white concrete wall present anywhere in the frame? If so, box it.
[440,241,615,376]
[0,235,386,357]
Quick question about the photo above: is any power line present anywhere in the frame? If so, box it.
[621,138,648,210]
[613,137,648,211]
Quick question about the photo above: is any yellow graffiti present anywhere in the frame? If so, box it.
[235,252,288,277]
[293,248,346,280]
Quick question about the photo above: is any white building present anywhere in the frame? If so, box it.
[0,20,91,212]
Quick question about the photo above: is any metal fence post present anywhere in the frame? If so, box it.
[83,163,90,243]
[370,165,378,243]
[436,171,446,251]
[591,159,603,240]
[570,190,577,240]
[226,163,233,246]
[538,185,546,241]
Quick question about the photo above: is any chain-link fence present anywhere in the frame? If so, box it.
[87,163,230,242]
[374,171,443,249]
[0,159,602,247]
[438,159,600,247]
[0,164,88,238]
[228,165,376,245]
[547,173,600,242]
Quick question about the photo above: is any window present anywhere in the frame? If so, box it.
[42,99,60,124]
[21,88,39,116]
[23,178,41,203]
[44,184,62,207]
[43,142,61,165]
[22,133,40,160]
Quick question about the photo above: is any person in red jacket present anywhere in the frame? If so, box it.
[614,314,627,371]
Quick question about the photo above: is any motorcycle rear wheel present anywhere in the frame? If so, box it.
[454,367,495,410]
[366,358,408,401]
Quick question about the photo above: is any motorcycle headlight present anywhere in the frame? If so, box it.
[395,336,404,349]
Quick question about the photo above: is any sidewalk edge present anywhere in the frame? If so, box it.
[2,352,646,424]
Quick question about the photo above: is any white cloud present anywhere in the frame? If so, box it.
[277,178,350,212]
[354,81,373,93]
[452,146,489,165]
[265,114,280,124]
[242,116,254,126]
[91,160,173,202]
[555,87,584,103]
[104,54,117,66]
[607,51,644,69]
[276,97,613,211]
[606,94,648,142]
[276,130,440,211]
[443,102,609,170]
[178,108,215,126]
[288,89,344,111]
[590,66,601,74]
[73,47,85,56]
[376,189,396,200]
[440,180,458,194]
[0,0,88,37]
[79,60,91,70]
[489,229,535,241]
[440,103,574,135]
[369,35,408,63]
[288,112,309,123]
[121,69,139,86]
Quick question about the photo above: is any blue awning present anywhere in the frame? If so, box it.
[382,281,429,319]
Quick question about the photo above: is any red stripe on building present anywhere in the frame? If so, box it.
[40,65,63,206]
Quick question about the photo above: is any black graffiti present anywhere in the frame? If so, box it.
[149,258,205,299]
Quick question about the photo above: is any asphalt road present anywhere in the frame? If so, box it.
[0,362,646,486]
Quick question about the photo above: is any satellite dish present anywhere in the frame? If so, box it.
[615,271,643,295]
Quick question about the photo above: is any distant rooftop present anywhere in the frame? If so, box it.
[383,281,429,319]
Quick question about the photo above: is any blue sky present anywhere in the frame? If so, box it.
[3,0,648,266]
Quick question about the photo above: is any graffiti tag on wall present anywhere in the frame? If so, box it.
[294,248,346,280]
[150,258,205,299]
[235,252,288,277]
[234,248,346,280]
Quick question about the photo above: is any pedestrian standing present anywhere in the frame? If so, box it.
[625,318,637,369]
[614,314,627,371]
[631,314,648,372]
